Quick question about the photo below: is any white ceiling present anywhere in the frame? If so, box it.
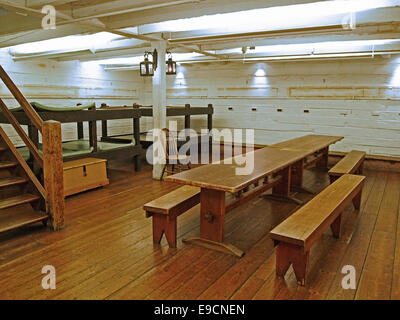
[0,0,400,65]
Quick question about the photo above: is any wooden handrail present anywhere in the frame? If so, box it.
[0,126,45,198]
[0,65,43,132]
[0,98,43,167]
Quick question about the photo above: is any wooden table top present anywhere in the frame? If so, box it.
[165,147,309,193]
[270,134,343,154]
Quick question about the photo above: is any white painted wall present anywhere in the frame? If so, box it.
[159,57,400,157]
[0,50,144,146]
[1,49,399,157]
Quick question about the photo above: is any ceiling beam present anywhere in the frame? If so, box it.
[0,0,227,61]
[102,0,327,29]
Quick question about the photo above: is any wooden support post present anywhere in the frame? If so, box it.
[77,122,84,140]
[184,103,191,136]
[101,120,108,138]
[76,103,84,140]
[28,124,39,148]
[28,124,40,174]
[207,104,213,155]
[88,105,98,152]
[152,41,167,179]
[42,120,65,231]
[99,103,108,139]
[133,116,141,172]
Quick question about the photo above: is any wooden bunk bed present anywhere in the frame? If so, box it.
[0,103,142,171]
[99,103,213,149]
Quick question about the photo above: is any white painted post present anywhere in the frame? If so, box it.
[152,40,167,179]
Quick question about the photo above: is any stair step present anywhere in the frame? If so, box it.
[0,146,8,152]
[0,176,27,188]
[0,161,18,170]
[0,210,48,234]
[0,194,40,210]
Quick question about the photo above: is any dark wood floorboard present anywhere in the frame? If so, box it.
[0,157,398,300]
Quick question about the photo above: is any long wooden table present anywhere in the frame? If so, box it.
[270,134,344,193]
[165,134,343,257]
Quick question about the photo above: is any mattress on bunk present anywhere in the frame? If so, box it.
[139,130,207,142]
[63,139,136,151]
[17,143,94,161]
[10,102,95,112]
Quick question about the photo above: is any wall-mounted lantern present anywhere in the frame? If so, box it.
[140,49,158,76]
[166,51,177,75]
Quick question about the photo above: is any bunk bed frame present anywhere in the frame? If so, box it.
[0,106,142,171]
[100,103,214,148]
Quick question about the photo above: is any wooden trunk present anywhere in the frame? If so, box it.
[63,158,109,197]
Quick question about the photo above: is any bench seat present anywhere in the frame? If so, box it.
[328,150,366,183]
[270,174,365,285]
[144,185,200,248]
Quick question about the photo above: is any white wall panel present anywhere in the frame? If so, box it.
[1,48,399,157]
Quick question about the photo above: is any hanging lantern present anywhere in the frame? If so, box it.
[140,50,158,77]
[140,52,154,76]
[166,52,177,75]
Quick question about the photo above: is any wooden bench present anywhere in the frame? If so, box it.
[328,150,366,183]
[270,174,365,286]
[144,185,200,248]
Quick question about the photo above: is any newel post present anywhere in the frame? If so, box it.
[42,120,65,230]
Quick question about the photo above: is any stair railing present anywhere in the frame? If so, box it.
[0,65,64,230]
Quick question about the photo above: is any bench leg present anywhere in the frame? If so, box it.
[276,242,309,286]
[152,215,177,248]
[357,162,364,175]
[352,190,362,210]
[330,214,342,238]
[329,175,339,184]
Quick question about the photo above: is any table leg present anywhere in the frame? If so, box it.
[200,188,225,242]
[290,158,315,195]
[263,166,303,205]
[316,147,329,169]
[291,159,304,187]
[183,188,244,258]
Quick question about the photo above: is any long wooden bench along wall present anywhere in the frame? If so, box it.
[270,174,365,286]
[144,186,200,248]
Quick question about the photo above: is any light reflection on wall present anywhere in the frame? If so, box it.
[250,64,269,88]
[174,65,187,87]
[390,57,400,87]
[79,61,106,78]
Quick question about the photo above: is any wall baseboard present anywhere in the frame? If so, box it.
[214,142,400,173]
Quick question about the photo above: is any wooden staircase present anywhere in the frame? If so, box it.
[0,65,64,237]
[0,133,48,234]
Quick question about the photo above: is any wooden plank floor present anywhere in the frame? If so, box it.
[0,157,398,300]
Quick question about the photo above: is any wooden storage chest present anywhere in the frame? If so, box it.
[63,158,109,196]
